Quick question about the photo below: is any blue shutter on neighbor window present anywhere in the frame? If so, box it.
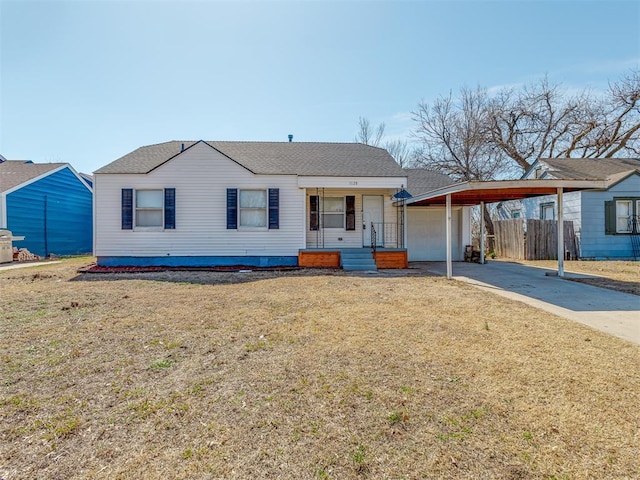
[227,188,238,229]
[268,188,279,229]
[122,188,133,230]
[604,200,616,235]
[164,188,176,229]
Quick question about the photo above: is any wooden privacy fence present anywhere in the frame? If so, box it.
[494,219,524,259]
[494,219,578,260]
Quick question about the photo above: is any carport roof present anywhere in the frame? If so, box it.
[402,178,608,206]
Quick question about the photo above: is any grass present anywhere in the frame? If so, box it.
[0,257,639,479]
[514,260,639,295]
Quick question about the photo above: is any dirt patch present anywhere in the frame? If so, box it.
[1,258,638,479]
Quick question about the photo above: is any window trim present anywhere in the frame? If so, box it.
[511,210,521,219]
[321,196,345,229]
[605,196,640,235]
[616,199,633,233]
[308,195,356,231]
[121,188,175,231]
[135,189,164,229]
[238,189,268,229]
[227,188,279,230]
[540,202,555,220]
[615,197,640,234]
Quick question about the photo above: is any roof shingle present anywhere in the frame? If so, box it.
[539,158,640,180]
[94,140,406,177]
[404,168,455,196]
[0,161,67,193]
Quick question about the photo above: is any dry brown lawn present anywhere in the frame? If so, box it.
[1,258,639,479]
[514,260,639,296]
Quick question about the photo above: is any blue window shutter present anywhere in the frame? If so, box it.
[122,188,133,230]
[268,188,279,229]
[227,188,238,229]
[604,200,616,235]
[164,188,176,229]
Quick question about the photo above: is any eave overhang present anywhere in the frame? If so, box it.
[401,179,608,207]
[298,176,407,189]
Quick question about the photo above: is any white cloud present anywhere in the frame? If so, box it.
[485,58,639,98]
[380,111,415,143]
[486,82,525,97]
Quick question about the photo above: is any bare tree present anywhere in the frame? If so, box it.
[487,71,640,170]
[412,87,515,181]
[411,87,517,248]
[409,70,640,253]
[383,138,415,168]
[354,116,385,147]
[355,116,419,167]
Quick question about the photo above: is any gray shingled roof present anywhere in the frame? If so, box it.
[539,158,640,180]
[0,161,66,193]
[404,168,455,196]
[94,140,406,177]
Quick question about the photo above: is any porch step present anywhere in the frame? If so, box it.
[340,249,377,271]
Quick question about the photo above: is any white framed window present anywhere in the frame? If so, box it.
[616,200,633,233]
[605,197,640,235]
[322,197,345,228]
[135,189,163,227]
[239,189,267,227]
[540,202,554,220]
[512,210,521,219]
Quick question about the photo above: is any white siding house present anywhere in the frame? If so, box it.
[94,142,305,264]
[94,140,478,268]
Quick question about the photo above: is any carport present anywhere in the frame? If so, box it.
[403,179,607,279]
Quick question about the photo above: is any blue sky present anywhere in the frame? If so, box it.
[1,0,638,174]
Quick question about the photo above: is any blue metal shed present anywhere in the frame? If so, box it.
[0,161,93,256]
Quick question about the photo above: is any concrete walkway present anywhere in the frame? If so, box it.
[422,260,640,345]
[0,260,61,271]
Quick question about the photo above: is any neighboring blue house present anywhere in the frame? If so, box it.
[0,158,93,257]
[496,158,640,259]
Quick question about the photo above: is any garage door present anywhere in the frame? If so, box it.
[407,208,460,261]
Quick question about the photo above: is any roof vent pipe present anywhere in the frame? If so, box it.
[181,143,185,152]
[288,134,293,142]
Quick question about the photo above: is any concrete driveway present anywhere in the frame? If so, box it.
[421,260,640,345]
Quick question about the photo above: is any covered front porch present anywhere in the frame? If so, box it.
[303,188,406,248]
[298,174,409,270]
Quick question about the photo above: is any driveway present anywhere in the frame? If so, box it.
[421,260,640,345]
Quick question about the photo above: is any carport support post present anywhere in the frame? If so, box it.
[446,193,452,279]
[403,201,407,249]
[480,201,485,264]
[557,187,564,277]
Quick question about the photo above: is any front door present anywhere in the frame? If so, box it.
[362,195,384,247]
